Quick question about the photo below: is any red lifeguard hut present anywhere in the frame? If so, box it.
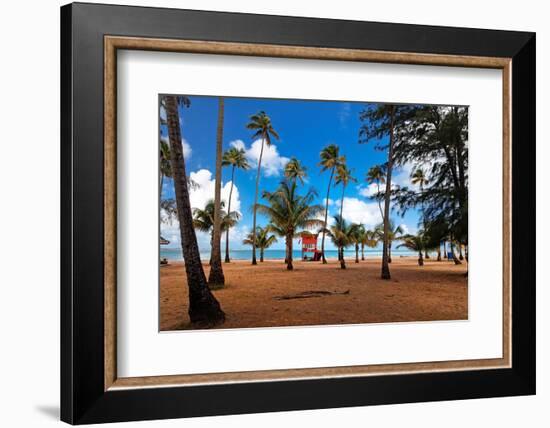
[300,231,322,261]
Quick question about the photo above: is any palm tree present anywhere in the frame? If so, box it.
[375,220,404,263]
[350,224,364,263]
[192,199,240,264]
[359,104,402,279]
[209,97,225,286]
[221,146,250,263]
[366,165,386,221]
[162,95,224,326]
[398,234,425,266]
[334,161,356,223]
[319,144,343,264]
[284,157,307,184]
[411,168,430,259]
[246,111,280,265]
[242,226,278,262]
[255,180,323,270]
[324,215,358,269]
[358,227,378,261]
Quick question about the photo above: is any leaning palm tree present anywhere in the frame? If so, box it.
[366,165,386,221]
[162,95,224,325]
[255,180,323,270]
[284,157,307,184]
[324,215,358,269]
[246,111,280,265]
[411,168,430,259]
[221,146,250,262]
[209,97,226,286]
[242,225,278,262]
[192,199,240,265]
[318,144,343,264]
[398,233,425,266]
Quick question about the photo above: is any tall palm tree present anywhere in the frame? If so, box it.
[242,226,278,262]
[284,157,307,184]
[366,165,386,221]
[319,144,343,264]
[359,104,401,279]
[398,233,425,266]
[221,146,250,263]
[334,161,357,260]
[411,168,430,259]
[162,95,224,326]
[246,111,280,265]
[256,180,323,270]
[325,215,358,269]
[209,97,225,286]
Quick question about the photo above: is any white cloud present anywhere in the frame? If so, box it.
[339,197,382,229]
[188,169,241,214]
[358,183,380,198]
[161,136,192,159]
[230,138,289,177]
[160,168,242,251]
[229,139,246,151]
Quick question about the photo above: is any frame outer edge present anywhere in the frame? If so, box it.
[60,3,75,424]
[64,3,536,423]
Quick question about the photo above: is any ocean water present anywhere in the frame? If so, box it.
[160,248,417,261]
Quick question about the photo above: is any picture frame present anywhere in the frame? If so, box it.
[61,2,535,424]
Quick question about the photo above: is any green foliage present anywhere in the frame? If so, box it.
[192,199,240,235]
[255,180,324,239]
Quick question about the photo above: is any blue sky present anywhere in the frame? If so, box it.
[160,95,421,251]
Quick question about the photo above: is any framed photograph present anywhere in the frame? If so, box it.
[61,2,535,424]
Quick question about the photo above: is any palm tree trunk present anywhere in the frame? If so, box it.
[376,182,384,221]
[260,248,264,262]
[251,138,265,265]
[339,184,346,221]
[224,165,235,263]
[418,250,424,266]
[381,106,395,280]
[164,96,224,326]
[443,240,448,258]
[388,243,392,263]
[208,97,225,286]
[361,243,365,261]
[450,238,462,265]
[320,167,335,264]
[437,244,441,261]
[459,244,464,260]
[286,234,293,270]
[160,173,164,197]
[355,243,359,263]
[340,247,346,269]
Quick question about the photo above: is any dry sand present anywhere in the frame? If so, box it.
[160,257,468,330]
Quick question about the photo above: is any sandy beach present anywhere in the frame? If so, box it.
[160,257,468,330]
